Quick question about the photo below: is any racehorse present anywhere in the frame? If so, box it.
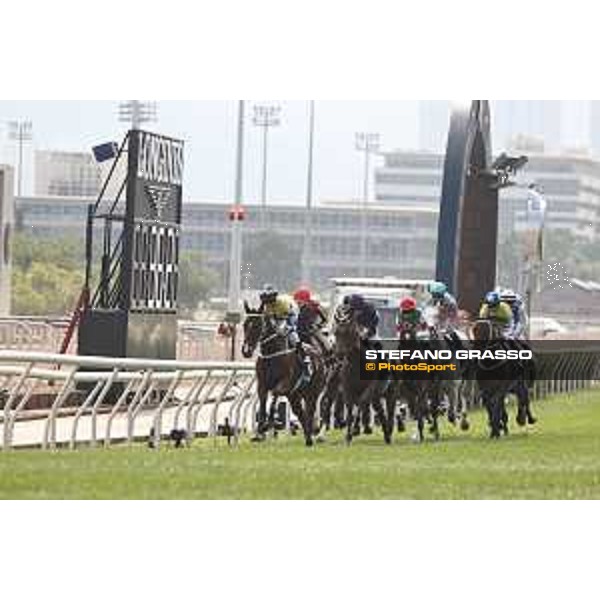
[241,302,326,447]
[332,306,396,445]
[471,319,537,439]
[422,306,471,432]
[395,330,450,443]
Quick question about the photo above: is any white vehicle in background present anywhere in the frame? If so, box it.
[530,316,568,338]
[328,277,436,338]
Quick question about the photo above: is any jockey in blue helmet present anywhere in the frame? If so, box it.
[428,281,459,331]
[500,288,528,340]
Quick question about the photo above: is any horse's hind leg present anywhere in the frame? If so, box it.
[371,396,391,445]
[458,380,471,431]
[345,402,356,445]
[361,403,373,435]
[291,395,314,448]
[519,380,537,425]
[384,393,397,444]
[501,398,509,436]
[445,383,457,425]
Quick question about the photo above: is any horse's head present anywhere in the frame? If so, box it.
[472,319,496,342]
[332,305,361,357]
[241,301,264,359]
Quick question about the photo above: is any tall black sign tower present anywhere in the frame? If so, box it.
[78,130,184,359]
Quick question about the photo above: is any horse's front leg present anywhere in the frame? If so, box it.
[303,394,317,448]
[267,395,280,436]
[445,381,457,425]
[345,394,356,445]
[252,387,269,442]
[458,379,471,431]
[289,395,312,447]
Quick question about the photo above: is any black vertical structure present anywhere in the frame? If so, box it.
[78,130,184,360]
[436,101,497,315]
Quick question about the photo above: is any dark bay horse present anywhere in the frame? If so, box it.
[396,332,449,443]
[471,319,537,439]
[241,302,326,447]
[332,306,396,445]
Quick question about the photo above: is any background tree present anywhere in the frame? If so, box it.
[11,233,217,318]
[178,251,219,317]
[11,234,85,316]
[243,231,302,292]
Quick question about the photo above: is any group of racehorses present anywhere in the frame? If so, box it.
[241,301,537,447]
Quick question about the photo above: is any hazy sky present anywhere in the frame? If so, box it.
[0,100,591,203]
[0,100,419,203]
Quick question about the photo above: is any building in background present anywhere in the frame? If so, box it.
[0,165,14,315]
[375,148,600,242]
[589,101,600,158]
[419,101,565,155]
[34,150,101,198]
[493,100,562,153]
[15,196,439,292]
[418,101,452,152]
[375,151,443,208]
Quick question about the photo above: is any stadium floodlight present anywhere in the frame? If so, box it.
[355,131,381,277]
[252,103,282,209]
[355,132,381,205]
[118,100,158,130]
[8,120,33,197]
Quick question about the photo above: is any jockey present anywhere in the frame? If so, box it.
[397,297,428,341]
[293,287,329,353]
[479,291,514,338]
[343,294,379,341]
[500,288,528,340]
[260,284,312,379]
[428,281,459,331]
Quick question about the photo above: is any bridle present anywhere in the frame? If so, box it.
[243,313,295,360]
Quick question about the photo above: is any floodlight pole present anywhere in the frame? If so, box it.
[301,101,316,285]
[229,101,245,314]
[355,132,380,277]
[226,101,246,361]
[253,104,281,229]
[8,121,32,197]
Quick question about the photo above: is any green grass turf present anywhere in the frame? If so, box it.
[1,390,599,499]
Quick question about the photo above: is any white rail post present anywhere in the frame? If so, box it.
[210,371,238,441]
[190,375,221,439]
[172,373,204,432]
[43,368,77,450]
[90,369,120,448]
[185,371,212,441]
[151,370,184,450]
[104,379,138,447]
[231,374,257,444]
[3,362,33,450]
[69,380,105,450]
[128,380,158,443]
[6,379,38,449]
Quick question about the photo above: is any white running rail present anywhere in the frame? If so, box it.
[0,351,257,450]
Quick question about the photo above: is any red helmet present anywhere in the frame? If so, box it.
[400,297,417,312]
[293,287,312,303]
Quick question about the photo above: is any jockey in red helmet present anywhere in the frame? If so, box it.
[293,287,329,353]
[397,297,428,340]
